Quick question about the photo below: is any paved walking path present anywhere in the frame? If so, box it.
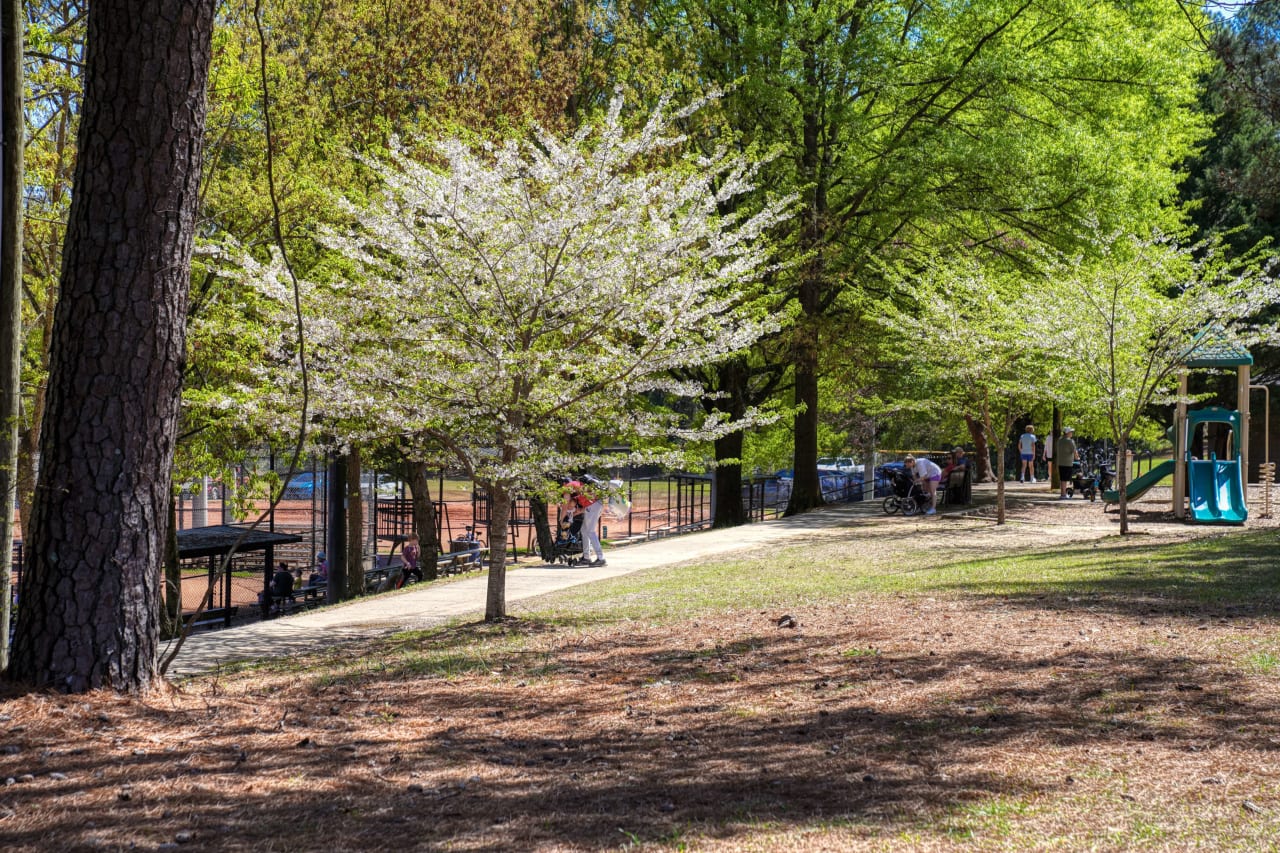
[167,480,1141,679]
[166,500,884,678]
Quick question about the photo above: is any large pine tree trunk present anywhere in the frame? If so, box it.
[8,0,216,692]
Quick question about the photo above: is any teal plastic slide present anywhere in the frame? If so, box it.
[1102,459,1176,505]
[1187,458,1248,524]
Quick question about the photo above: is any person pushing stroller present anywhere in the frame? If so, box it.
[561,477,606,566]
[902,455,942,516]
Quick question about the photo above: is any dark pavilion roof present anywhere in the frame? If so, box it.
[176,524,303,559]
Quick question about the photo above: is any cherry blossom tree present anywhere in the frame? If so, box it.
[1038,232,1279,534]
[237,95,794,619]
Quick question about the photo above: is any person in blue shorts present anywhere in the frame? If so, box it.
[1018,425,1038,483]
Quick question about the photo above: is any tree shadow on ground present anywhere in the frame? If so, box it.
[3,602,1278,851]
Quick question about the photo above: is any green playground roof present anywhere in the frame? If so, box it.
[1185,326,1253,368]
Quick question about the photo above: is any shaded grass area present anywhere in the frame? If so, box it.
[4,527,1280,851]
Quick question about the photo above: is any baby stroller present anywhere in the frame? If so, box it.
[1066,460,1114,502]
[551,514,584,565]
[882,468,927,516]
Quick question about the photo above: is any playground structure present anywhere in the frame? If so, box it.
[1104,329,1269,525]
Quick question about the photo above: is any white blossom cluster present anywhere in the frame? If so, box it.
[236,95,795,489]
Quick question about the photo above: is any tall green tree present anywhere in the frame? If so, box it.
[612,0,1211,515]
[1184,1,1280,253]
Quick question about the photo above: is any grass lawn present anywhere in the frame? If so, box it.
[3,515,1279,851]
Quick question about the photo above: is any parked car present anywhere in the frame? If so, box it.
[818,456,859,473]
[282,472,325,500]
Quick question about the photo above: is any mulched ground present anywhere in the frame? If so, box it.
[2,486,1279,851]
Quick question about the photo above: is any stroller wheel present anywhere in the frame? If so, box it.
[882,496,900,515]
[902,496,921,516]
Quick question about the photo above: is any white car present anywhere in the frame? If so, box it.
[818,456,858,473]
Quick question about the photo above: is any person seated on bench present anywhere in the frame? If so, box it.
[268,561,295,614]
[308,552,328,587]
[939,447,971,505]
[940,447,968,481]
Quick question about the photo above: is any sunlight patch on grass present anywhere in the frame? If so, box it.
[1242,650,1280,674]
[526,530,1280,628]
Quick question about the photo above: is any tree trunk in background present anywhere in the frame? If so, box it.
[530,495,554,561]
[7,0,216,692]
[0,0,25,672]
[325,455,347,605]
[485,482,511,620]
[966,416,994,482]
[713,430,746,528]
[345,446,364,597]
[161,487,181,639]
[785,301,824,516]
[711,360,748,528]
[407,461,439,580]
[1049,405,1062,491]
[785,67,828,517]
[17,95,69,518]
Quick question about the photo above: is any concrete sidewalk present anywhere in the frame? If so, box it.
[165,501,878,678]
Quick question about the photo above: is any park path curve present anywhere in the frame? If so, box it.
[166,480,1208,679]
[166,500,880,677]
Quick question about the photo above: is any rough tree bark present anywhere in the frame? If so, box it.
[485,482,511,620]
[711,361,747,528]
[7,0,216,692]
[345,446,364,597]
[406,461,439,580]
[965,416,995,482]
[1,0,26,670]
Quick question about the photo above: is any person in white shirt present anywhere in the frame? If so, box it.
[903,455,942,515]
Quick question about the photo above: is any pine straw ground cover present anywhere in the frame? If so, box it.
[3,491,1280,851]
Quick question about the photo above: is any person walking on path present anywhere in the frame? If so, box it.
[1018,425,1038,483]
[1056,427,1079,499]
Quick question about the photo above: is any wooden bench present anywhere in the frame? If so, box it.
[435,550,482,576]
[277,584,326,612]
